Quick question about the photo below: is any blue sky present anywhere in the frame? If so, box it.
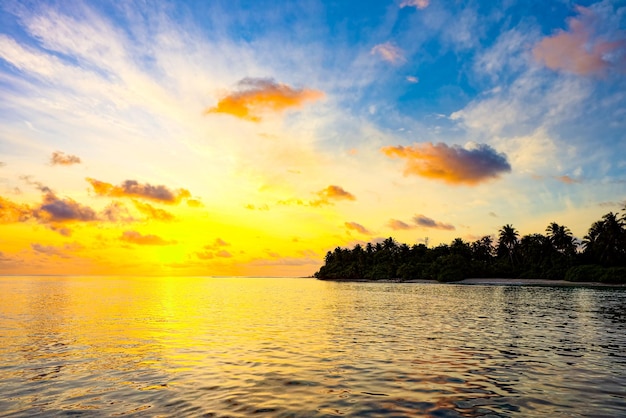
[0,0,625,275]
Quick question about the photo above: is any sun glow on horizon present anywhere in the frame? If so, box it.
[0,0,625,276]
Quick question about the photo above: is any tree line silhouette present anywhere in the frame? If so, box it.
[315,209,626,283]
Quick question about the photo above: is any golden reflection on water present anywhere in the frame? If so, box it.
[1,277,626,417]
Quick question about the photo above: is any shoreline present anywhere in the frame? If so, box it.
[317,277,626,287]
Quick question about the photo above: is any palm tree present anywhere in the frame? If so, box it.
[582,212,626,266]
[471,235,494,263]
[498,224,519,265]
[545,222,576,256]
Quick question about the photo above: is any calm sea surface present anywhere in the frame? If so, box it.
[0,277,625,417]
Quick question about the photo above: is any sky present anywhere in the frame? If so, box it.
[0,0,625,276]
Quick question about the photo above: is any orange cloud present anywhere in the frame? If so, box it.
[400,0,430,9]
[345,221,371,235]
[382,142,511,185]
[533,7,625,76]
[311,185,356,206]
[205,78,324,122]
[319,185,356,201]
[51,151,81,166]
[120,230,175,246]
[133,200,175,221]
[371,42,406,64]
[413,214,455,230]
[0,196,31,223]
[87,178,191,204]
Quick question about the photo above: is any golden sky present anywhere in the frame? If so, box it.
[0,0,625,276]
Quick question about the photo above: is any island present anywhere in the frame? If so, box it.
[314,210,626,284]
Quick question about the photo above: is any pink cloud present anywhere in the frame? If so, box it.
[533,7,625,76]
[400,0,430,9]
[388,219,413,230]
[371,42,406,64]
[345,221,371,235]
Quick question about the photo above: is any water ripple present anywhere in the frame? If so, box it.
[0,277,625,417]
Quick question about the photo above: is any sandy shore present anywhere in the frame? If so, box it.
[319,278,626,287]
[455,278,626,287]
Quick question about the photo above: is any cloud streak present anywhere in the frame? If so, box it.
[87,178,191,204]
[388,219,413,230]
[382,142,511,185]
[120,230,175,246]
[345,221,371,235]
[205,77,323,122]
[31,242,82,258]
[278,185,357,207]
[413,214,455,230]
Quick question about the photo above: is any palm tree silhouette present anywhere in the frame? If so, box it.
[545,222,576,255]
[583,212,626,266]
[498,224,519,265]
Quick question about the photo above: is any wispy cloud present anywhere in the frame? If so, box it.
[413,214,455,230]
[205,77,323,122]
[371,42,406,64]
[278,185,357,208]
[50,151,81,166]
[31,242,82,258]
[120,230,175,246]
[345,221,371,235]
[533,6,625,76]
[87,178,191,204]
[382,142,511,185]
[400,0,430,10]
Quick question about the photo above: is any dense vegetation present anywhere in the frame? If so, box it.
[314,209,626,284]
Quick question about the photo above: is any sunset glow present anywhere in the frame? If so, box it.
[1,0,624,276]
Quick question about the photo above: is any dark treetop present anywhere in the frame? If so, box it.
[315,209,626,283]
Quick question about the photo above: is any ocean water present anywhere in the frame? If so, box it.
[0,276,625,417]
